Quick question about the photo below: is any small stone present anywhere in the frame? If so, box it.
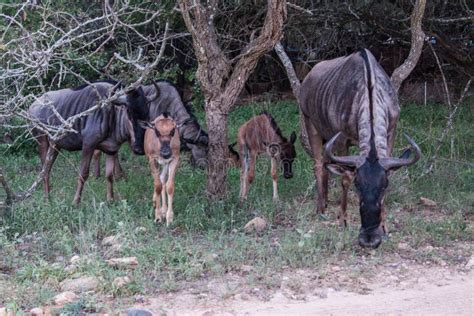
[205,253,218,263]
[102,235,120,246]
[244,217,267,233]
[29,307,51,316]
[397,242,409,250]
[106,257,138,269]
[425,245,434,252]
[60,276,99,293]
[239,293,250,301]
[113,276,131,288]
[240,265,253,273]
[331,266,341,272]
[53,291,78,306]
[419,197,437,207]
[319,289,328,299]
[135,226,147,233]
[126,309,152,316]
[70,255,81,265]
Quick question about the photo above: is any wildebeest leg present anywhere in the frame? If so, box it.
[165,159,179,226]
[114,154,126,180]
[271,157,279,202]
[72,147,94,205]
[39,138,59,199]
[303,116,327,214]
[239,146,250,202]
[93,150,101,178]
[148,158,163,223]
[339,171,353,227]
[160,164,169,222]
[105,154,115,201]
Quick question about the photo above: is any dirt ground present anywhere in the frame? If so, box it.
[131,257,474,315]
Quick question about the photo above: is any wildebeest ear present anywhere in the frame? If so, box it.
[290,131,297,144]
[325,164,354,176]
[138,120,153,129]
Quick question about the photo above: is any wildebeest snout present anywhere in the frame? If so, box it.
[160,143,172,159]
[358,226,384,248]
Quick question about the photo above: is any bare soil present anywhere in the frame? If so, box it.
[130,257,474,315]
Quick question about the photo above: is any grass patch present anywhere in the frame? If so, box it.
[1,100,473,311]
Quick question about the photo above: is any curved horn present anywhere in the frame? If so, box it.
[324,132,364,167]
[379,133,421,170]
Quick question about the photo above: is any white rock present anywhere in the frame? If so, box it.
[244,217,267,233]
[53,291,78,306]
[102,235,120,246]
[113,276,131,288]
[60,276,99,293]
[106,257,139,269]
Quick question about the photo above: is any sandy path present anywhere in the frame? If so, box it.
[137,267,474,315]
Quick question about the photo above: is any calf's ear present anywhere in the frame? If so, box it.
[138,120,153,129]
[290,131,297,144]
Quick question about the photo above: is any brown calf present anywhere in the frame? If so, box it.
[141,113,180,225]
[237,112,296,202]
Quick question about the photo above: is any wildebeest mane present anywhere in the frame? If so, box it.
[261,111,287,142]
[71,79,120,91]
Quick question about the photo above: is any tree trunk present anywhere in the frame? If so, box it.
[205,100,229,199]
[391,0,427,92]
[274,42,311,155]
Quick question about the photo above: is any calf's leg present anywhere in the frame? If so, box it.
[165,158,179,226]
[270,157,279,202]
[148,158,163,223]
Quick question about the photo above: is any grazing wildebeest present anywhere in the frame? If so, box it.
[144,80,209,166]
[141,113,180,225]
[29,80,155,204]
[299,49,421,248]
[238,112,297,202]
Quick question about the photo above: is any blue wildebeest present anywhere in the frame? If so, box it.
[92,80,211,176]
[237,112,296,202]
[299,49,421,248]
[29,80,157,204]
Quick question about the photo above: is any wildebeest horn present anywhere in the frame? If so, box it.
[324,132,364,168]
[146,81,160,104]
[379,133,421,170]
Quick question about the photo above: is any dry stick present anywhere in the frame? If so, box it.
[274,42,311,156]
[424,43,472,174]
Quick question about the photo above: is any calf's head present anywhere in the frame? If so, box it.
[325,132,421,248]
[279,131,297,179]
[141,112,177,160]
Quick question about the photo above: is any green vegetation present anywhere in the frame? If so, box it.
[1,100,473,310]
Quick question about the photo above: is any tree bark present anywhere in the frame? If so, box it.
[179,0,286,200]
[274,42,311,155]
[391,0,427,92]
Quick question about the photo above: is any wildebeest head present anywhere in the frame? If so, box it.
[325,132,421,249]
[141,112,177,160]
[113,86,149,155]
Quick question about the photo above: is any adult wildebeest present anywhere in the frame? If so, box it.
[144,80,209,166]
[29,80,155,204]
[299,49,420,248]
[238,112,296,202]
[141,113,180,225]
